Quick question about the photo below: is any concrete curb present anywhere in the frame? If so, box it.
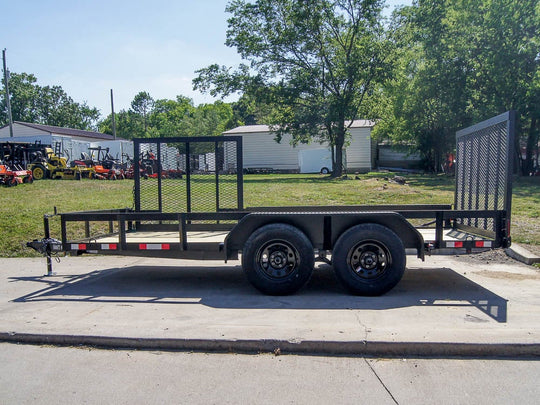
[2,332,539,359]
[506,244,540,265]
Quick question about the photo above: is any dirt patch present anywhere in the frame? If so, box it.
[476,270,540,281]
[455,249,517,265]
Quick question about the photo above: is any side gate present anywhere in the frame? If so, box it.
[133,136,243,212]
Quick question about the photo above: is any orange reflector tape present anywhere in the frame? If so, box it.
[139,244,170,250]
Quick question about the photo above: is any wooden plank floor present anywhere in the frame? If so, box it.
[91,228,490,245]
[95,231,229,244]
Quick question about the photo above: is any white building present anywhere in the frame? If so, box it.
[0,122,133,164]
[223,120,374,173]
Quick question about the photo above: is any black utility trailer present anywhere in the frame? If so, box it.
[28,111,515,296]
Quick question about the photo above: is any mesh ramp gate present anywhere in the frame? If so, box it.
[454,111,515,238]
[133,136,243,213]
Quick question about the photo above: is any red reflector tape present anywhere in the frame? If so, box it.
[139,244,170,250]
[71,243,87,250]
[475,241,492,248]
[447,241,463,248]
[101,244,117,250]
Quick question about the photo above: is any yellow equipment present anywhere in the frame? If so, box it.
[27,147,94,180]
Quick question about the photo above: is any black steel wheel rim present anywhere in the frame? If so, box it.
[256,240,300,279]
[347,240,391,280]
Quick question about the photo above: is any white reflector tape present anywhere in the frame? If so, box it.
[101,244,118,250]
[71,244,87,250]
[475,241,492,248]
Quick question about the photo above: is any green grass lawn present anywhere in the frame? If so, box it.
[1,173,538,257]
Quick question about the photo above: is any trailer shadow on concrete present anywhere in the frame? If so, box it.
[10,264,507,323]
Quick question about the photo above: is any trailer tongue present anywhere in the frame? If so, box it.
[27,111,515,296]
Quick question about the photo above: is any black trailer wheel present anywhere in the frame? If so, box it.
[242,224,314,295]
[32,164,47,180]
[332,223,405,296]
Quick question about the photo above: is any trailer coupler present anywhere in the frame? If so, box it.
[26,238,63,255]
[26,238,63,276]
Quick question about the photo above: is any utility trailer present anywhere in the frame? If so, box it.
[28,111,515,296]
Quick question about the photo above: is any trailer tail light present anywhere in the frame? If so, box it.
[71,243,87,250]
[139,243,170,250]
[101,244,117,250]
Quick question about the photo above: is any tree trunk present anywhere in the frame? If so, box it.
[524,117,538,175]
[332,127,345,177]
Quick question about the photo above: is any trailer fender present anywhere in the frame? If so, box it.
[225,212,425,260]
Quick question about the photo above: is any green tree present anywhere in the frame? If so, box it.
[130,91,155,136]
[100,95,236,143]
[0,72,100,130]
[0,72,40,124]
[376,0,539,173]
[99,110,140,140]
[150,95,195,137]
[194,0,393,176]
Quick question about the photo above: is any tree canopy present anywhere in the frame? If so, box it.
[99,93,237,140]
[194,0,393,176]
[0,72,100,130]
[374,0,539,173]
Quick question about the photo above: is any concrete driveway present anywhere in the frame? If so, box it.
[1,253,539,357]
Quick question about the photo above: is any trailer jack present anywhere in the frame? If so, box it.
[26,238,63,276]
[26,208,63,276]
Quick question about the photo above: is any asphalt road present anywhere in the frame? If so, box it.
[1,343,538,405]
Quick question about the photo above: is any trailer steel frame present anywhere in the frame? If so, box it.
[29,112,515,296]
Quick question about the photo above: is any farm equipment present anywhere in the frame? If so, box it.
[122,150,183,179]
[71,146,124,180]
[0,142,34,186]
[27,146,93,180]
[0,164,32,186]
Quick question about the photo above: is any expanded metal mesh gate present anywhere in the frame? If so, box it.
[454,111,515,235]
[133,136,243,212]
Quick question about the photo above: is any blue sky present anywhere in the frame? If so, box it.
[3,0,412,118]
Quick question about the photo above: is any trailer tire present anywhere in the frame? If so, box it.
[32,164,47,180]
[332,223,405,296]
[242,223,314,295]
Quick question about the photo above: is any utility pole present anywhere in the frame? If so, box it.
[110,89,116,139]
[2,49,14,137]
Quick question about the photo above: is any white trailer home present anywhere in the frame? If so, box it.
[223,120,374,173]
